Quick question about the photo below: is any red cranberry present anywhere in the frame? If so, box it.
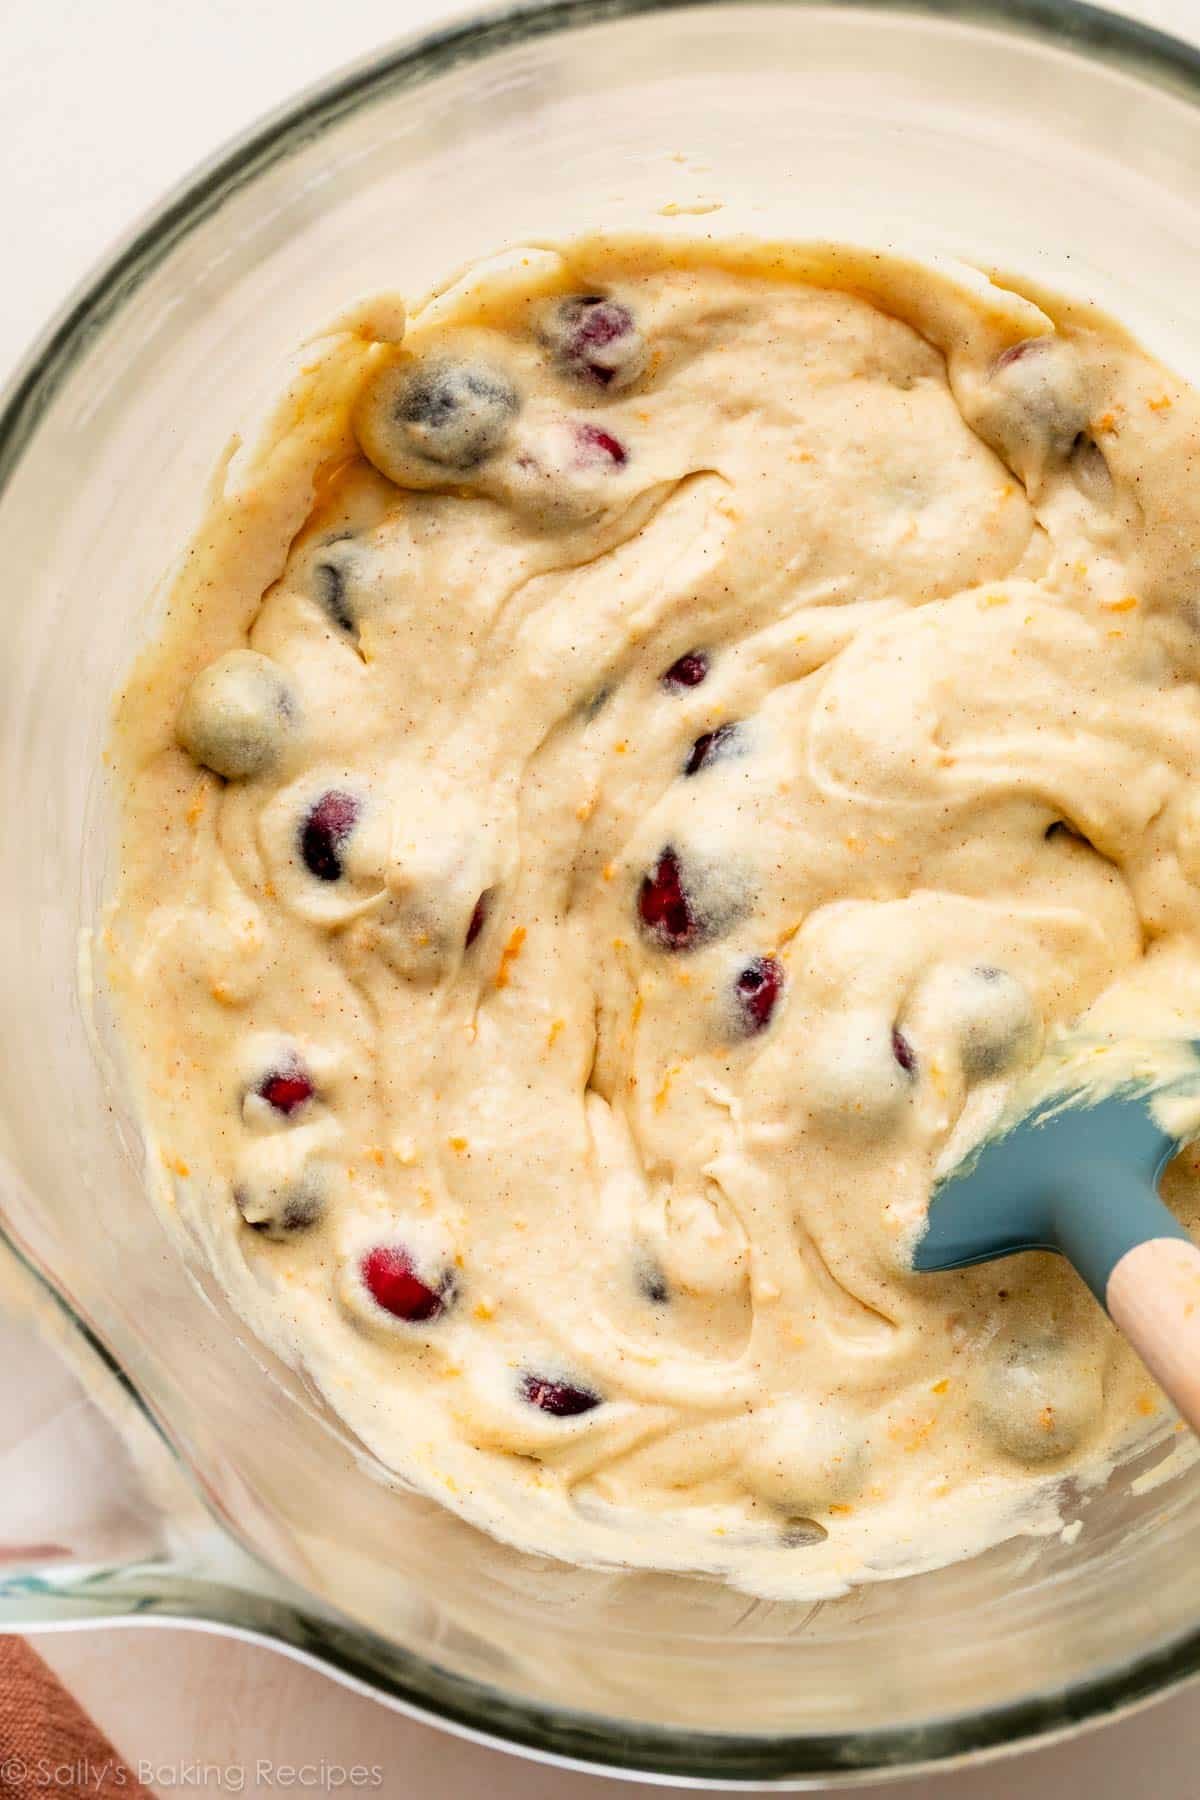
[258,1062,315,1115]
[574,421,627,467]
[520,1372,602,1416]
[361,1245,451,1323]
[892,1027,917,1075]
[550,296,643,389]
[735,956,783,1034]
[684,722,739,776]
[638,848,698,951]
[993,336,1052,373]
[301,790,358,882]
[465,891,490,948]
[661,650,709,691]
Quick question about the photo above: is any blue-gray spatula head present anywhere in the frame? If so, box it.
[913,1038,1200,1305]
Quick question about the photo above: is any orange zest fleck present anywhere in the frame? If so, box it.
[547,1017,565,1050]
[447,1135,469,1154]
[494,925,527,989]
[310,452,359,508]
[890,1413,937,1453]
[654,1063,682,1113]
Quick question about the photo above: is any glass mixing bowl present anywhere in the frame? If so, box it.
[6,0,1200,1783]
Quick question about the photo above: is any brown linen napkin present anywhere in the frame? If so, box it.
[0,1638,153,1798]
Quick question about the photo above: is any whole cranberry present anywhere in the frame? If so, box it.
[734,957,784,1035]
[361,1244,453,1323]
[638,848,698,951]
[301,790,358,882]
[257,1061,315,1116]
[314,551,356,634]
[637,1258,669,1305]
[573,421,628,467]
[684,722,740,777]
[993,337,1051,373]
[177,650,295,781]
[235,1175,324,1240]
[520,1372,602,1416]
[661,650,709,691]
[465,891,490,948]
[546,295,646,390]
[985,336,1089,466]
[393,359,520,468]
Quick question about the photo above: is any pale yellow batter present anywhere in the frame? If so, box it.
[105,238,1200,1596]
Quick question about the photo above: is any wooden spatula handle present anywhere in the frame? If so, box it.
[1107,1236,1200,1435]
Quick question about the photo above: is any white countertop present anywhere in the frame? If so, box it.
[6,0,1200,1792]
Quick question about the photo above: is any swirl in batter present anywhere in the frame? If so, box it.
[106,239,1200,1595]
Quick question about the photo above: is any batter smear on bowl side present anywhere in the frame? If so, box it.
[105,238,1200,1596]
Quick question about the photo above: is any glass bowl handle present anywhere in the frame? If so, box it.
[0,1245,297,1637]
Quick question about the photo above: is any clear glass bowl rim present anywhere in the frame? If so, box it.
[6,0,1200,1783]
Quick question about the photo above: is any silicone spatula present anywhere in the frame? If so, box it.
[913,1038,1200,1433]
